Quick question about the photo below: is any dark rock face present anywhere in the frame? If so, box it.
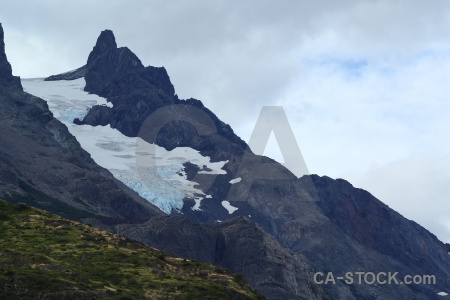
[74,104,113,126]
[119,216,328,300]
[83,29,173,99]
[292,176,450,299]
[183,152,450,298]
[314,175,449,271]
[0,23,22,90]
[87,30,117,64]
[62,30,246,161]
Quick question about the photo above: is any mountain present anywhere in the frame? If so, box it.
[2,23,450,299]
[0,200,263,299]
[0,25,21,90]
[1,23,325,299]
[63,29,247,159]
[52,28,450,298]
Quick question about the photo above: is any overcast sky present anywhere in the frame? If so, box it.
[2,0,450,242]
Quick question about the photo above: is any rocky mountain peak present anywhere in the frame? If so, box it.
[87,29,117,65]
[44,30,117,82]
[0,23,8,69]
[97,29,117,48]
[0,23,21,90]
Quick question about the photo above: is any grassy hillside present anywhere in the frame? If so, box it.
[0,200,264,299]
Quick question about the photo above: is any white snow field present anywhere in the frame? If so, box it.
[221,200,238,214]
[22,78,227,214]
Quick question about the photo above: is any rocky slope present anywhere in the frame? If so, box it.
[44,65,86,81]
[118,215,325,300]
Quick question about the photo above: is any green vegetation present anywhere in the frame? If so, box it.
[0,200,264,299]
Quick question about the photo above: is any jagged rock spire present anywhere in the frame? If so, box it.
[83,29,147,97]
[0,24,14,80]
[87,29,117,65]
[45,30,119,82]
[0,23,22,90]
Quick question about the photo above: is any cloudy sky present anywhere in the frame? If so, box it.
[2,0,450,242]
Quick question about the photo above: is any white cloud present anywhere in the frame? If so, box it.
[274,39,450,242]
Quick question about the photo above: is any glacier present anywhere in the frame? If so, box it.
[22,78,227,214]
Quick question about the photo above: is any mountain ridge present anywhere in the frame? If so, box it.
[0,23,326,298]
[2,24,450,299]
[61,29,449,299]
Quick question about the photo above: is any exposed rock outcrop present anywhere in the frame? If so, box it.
[0,23,22,90]
[119,215,328,300]
[58,30,247,161]
[44,65,86,81]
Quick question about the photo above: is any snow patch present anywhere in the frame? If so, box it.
[222,201,238,214]
[191,194,213,211]
[22,78,112,123]
[192,196,203,211]
[22,78,228,214]
[229,177,242,184]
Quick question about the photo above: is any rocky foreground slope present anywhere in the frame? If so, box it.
[0,200,263,299]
